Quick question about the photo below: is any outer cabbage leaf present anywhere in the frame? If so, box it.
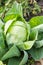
[8,57,22,65]
[19,51,28,65]
[0,28,6,59]
[29,29,38,40]
[32,24,43,48]
[0,48,6,60]
[17,41,35,50]
[4,1,23,22]
[0,28,5,48]
[32,24,43,40]
[34,32,43,48]
[29,16,43,28]
[32,24,43,32]
[6,1,23,17]
[25,23,30,40]
[8,51,28,65]
[38,32,43,40]
[35,40,43,48]
[28,47,43,61]
[1,45,20,61]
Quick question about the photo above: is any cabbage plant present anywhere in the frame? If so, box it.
[1,2,36,65]
[0,1,43,65]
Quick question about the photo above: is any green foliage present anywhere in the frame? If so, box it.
[0,20,6,60]
[35,40,43,48]
[19,51,28,65]
[1,45,20,61]
[0,1,43,65]
[8,57,22,65]
[6,1,23,17]
[17,41,35,50]
[8,51,28,65]
[29,16,43,28]
[28,16,43,61]
[28,47,43,61]
[4,1,23,22]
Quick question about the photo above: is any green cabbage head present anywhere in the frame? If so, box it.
[4,19,30,46]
